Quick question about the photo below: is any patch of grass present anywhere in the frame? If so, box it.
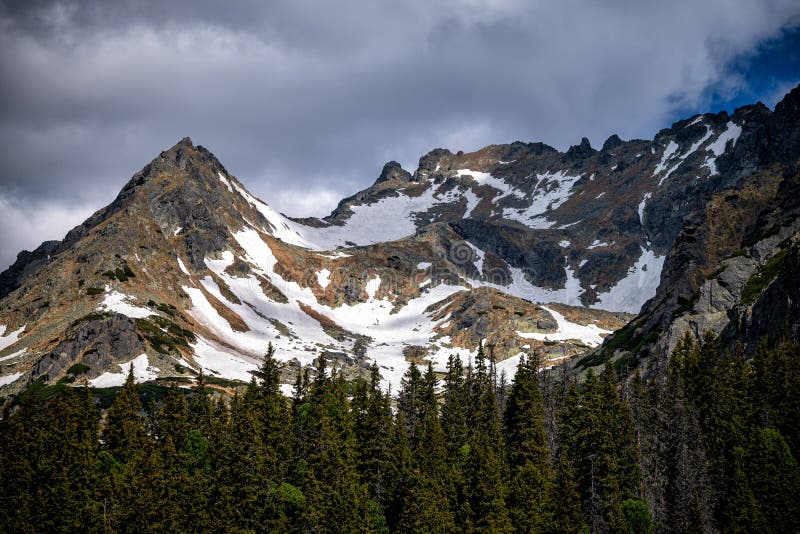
[135,316,195,354]
[157,303,177,316]
[71,312,111,327]
[159,376,193,384]
[101,264,135,282]
[57,375,76,384]
[578,327,660,370]
[204,375,247,388]
[741,249,789,305]
[19,377,67,403]
[674,292,700,316]
[705,266,727,280]
[67,363,91,375]
[86,287,104,296]
[114,268,128,282]
[577,320,656,369]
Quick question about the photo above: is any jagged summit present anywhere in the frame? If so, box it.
[374,161,414,185]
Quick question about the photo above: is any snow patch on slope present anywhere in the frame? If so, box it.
[177,257,191,275]
[638,193,652,223]
[181,227,470,390]
[703,121,743,175]
[299,185,461,249]
[475,261,584,308]
[218,172,234,193]
[456,169,523,201]
[501,170,581,226]
[594,247,665,314]
[230,180,320,249]
[316,268,331,289]
[190,337,258,382]
[462,188,481,217]
[708,121,742,156]
[654,141,679,175]
[98,288,152,319]
[0,348,26,362]
[517,305,610,346]
[0,372,23,387]
[365,276,381,300]
[466,243,485,274]
[90,354,158,387]
[0,325,25,352]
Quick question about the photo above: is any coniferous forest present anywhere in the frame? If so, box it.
[1,334,799,533]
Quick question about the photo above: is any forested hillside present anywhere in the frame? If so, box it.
[2,334,798,533]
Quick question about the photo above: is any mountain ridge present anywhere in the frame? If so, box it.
[1,84,799,395]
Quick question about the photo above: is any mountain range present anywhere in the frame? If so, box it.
[1,83,799,396]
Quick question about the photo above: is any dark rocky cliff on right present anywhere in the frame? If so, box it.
[585,84,800,372]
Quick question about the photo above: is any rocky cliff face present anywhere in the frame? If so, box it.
[585,84,800,371]
[1,85,798,396]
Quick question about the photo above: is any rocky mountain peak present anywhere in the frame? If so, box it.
[415,148,453,178]
[601,134,623,152]
[769,83,800,163]
[374,161,414,185]
[565,137,595,160]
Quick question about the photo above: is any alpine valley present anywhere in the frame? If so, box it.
[1,84,800,397]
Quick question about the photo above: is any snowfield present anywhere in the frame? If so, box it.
[176,225,651,391]
[90,354,159,387]
[594,248,665,314]
[0,372,23,387]
[98,288,152,319]
[0,324,25,352]
[517,305,611,346]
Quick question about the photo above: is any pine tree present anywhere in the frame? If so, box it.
[742,427,800,533]
[253,343,291,483]
[395,467,455,533]
[462,345,512,533]
[504,353,554,532]
[104,364,147,464]
[298,356,377,532]
[552,449,586,534]
[384,408,412,530]
[353,362,394,507]
[397,361,423,447]
[441,353,470,516]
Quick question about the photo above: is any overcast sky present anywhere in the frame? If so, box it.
[1,0,800,270]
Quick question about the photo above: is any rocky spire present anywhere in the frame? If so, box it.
[374,161,413,185]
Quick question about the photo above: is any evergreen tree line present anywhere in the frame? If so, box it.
[631,333,800,533]
[0,335,798,533]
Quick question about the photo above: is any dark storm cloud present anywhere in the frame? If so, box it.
[1,0,800,269]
